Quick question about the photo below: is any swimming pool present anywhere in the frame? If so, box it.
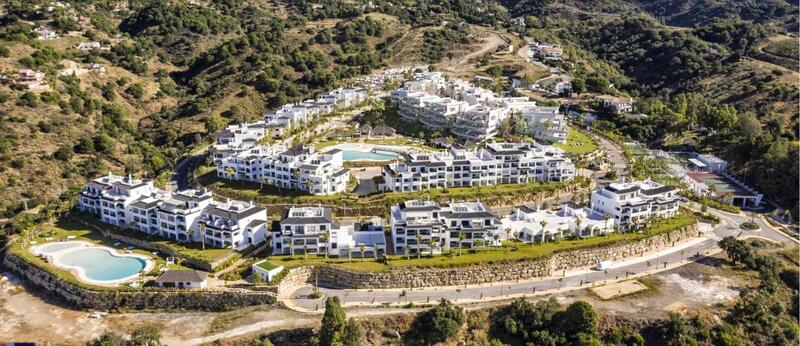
[57,248,148,282]
[341,150,399,161]
[32,241,153,285]
[36,241,83,254]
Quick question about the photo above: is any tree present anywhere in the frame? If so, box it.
[53,145,74,161]
[204,114,224,134]
[341,318,363,346]
[126,83,145,100]
[560,301,598,336]
[319,296,347,346]
[409,299,465,344]
[129,324,162,346]
[87,332,126,346]
[539,220,548,244]
[415,234,423,259]
[358,244,366,261]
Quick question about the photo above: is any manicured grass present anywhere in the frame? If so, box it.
[554,128,598,154]
[256,260,281,270]
[200,169,586,214]
[266,214,696,272]
[73,213,235,264]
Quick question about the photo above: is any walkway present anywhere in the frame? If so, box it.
[281,207,796,313]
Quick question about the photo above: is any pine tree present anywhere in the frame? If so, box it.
[319,296,346,346]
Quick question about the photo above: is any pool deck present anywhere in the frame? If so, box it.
[30,240,155,287]
[324,142,417,154]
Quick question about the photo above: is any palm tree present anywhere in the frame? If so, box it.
[405,245,411,260]
[474,239,483,251]
[290,239,296,259]
[504,227,512,247]
[539,220,548,245]
[544,230,550,243]
[603,213,611,235]
[303,245,309,260]
[415,234,423,259]
[347,247,353,262]
[458,233,466,256]
[574,216,583,237]
[431,241,439,257]
[359,244,366,262]
[493,234,500,249]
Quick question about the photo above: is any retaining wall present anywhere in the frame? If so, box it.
[277,225,698,290]
[2,253,275,311]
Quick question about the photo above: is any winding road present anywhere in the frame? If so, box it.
[281,207,796,313]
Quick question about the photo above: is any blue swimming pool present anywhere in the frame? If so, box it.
[58,247,148,282]
[341,150,399,161]
[37,242,83,254]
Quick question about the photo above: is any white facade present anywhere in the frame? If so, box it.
[390,200,501,255]
[589,180,680,229]
[382,142,575,192]
[272,206,386,257]
[198,199,268,250]
[519,106,569,143]
[596,95,634,114]
[501,204,613,243]
[696,154,727,173]
[216,145,349,195]
[391,72,544,142]
[78,173,267,250]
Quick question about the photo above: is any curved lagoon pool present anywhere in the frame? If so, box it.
[33,241,152,284]
[36,241,83,254]
[58,248,148,282]
[341,150,399,161]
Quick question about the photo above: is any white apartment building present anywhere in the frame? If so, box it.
[198,199,268,250]
[382,142,575,192]
[213,87,369,160]
[596,95,634,114]
[502,203,613,243]
[519,106,569,144]
[216,145,350,195]
[390,200,501,255]
[272,206,386,257]
[589,180,680,229]
[78,174,267,250]
[392,72,523,142]
[212,122,283,162]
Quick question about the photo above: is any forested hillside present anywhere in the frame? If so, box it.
[504,0,799,215]
[0,0,797,220]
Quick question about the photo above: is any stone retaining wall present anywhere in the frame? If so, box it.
[2,253,275,311]
[277,225,698,291]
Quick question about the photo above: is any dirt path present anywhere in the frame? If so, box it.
[440,30,508,72]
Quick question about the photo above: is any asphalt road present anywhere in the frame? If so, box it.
[283,208,797,312]
[170,153,206,191]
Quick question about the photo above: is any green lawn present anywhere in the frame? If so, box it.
[256,260,281,271]
[73,213,235,264]
[266,214,696,272]
[200,169,586,214]
[7,219,186,290]
[555,128,598,154]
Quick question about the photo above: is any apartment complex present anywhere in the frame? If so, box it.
[389,200,501,255]
[381,142,575,192]
[519,106,569,143]
[211,87,368,160]
[391,72,567,142]
[216,144,349,195]
[78,173,268,250]
[502,203,613,243]
[272,206,386,257]
[589,179,680,229]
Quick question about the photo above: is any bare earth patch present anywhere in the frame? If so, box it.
[590,280,648,300]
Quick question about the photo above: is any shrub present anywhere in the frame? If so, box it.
[409,299,465,344]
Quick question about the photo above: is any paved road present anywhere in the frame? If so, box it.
[170,153,207,191]
[591,133,628,177]
[283,208,797,312]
